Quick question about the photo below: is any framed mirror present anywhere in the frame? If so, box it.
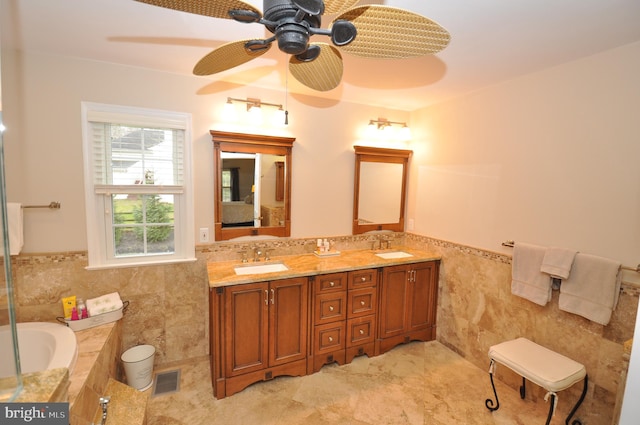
[211,130,295,241]
[353,146,412,234]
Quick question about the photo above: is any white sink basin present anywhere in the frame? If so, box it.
[375,251,414,259]
[234,262,289,276]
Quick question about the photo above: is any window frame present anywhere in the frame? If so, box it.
[81,102,195,269]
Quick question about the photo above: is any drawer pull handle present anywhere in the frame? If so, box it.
[329,281,335,287]
[270,288,275,305]
[328,336,333,342]
[360,277,366,282]
[329,306,334,311]
[360,300,365,306]
[359,329,365,335]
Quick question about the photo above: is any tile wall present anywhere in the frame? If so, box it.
[1,233,637,424]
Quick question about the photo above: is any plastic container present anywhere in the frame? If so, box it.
[121,344,155,390]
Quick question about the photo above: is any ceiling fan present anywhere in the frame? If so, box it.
[135,0,451,91]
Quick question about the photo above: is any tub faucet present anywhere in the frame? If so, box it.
[99,396,110,425]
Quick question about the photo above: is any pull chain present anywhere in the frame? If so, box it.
[284,70,289,125]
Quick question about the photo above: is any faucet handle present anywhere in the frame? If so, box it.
[253,246,263,262]
[237,251,248,263]
[264,249,273,261]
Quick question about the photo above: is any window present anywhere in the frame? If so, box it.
[221,169,232,202]
[81,102,195,269]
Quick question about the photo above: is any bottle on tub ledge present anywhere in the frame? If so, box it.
[77,298,89,319]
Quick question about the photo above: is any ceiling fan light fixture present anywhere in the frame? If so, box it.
[276,22,311,55]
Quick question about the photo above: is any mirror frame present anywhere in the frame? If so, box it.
[211,130,295,241]
[353,145,412,235]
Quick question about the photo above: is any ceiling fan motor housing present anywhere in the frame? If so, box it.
[263,0,322,55]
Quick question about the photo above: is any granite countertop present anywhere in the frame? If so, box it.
[8,368,69,403]
[208,246,441,287]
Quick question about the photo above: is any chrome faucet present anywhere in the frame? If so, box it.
[253,246,263,262]
[375,235,392,250]
[99,396,110,425]
[238,250,248,263]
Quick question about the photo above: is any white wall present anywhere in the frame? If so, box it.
[1,50,408,252]
[408,41,640,267]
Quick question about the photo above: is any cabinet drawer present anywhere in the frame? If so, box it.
[314,272,348,293]
[347,316,375,347]
[348,287,377,318]
[314,322,346,354]
[349,268,378,289]
[314,292,347,324]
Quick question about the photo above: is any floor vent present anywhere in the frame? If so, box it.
[152,369,180,397]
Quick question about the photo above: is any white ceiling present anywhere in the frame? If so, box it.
[3,0,640,110]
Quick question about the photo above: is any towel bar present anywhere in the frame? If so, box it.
[22,201,61,209]
[501,240,640,273]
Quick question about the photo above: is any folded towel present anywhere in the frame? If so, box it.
[86,291,123,316]
[559,253,621,325]
[541,247,577,279]
[0,203,24,256]
[511,242,552,306]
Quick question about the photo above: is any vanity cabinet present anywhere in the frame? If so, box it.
[346,269,378,362]
[310,272,348,372]
[377,261,439,355]
[209,257,440,399]
[310,269,378,371]
[210,277,308,398]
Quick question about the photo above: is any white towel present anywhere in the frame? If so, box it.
[541,247,577,279]
[0,203,24,256]
[559,253,621,325]
[511,242,552,306]
[86,291,123,316]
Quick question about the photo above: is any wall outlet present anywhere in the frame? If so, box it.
[199,227,210,243]
[407,218,415,231]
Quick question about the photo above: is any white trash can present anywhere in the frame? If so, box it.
[121,344,155,391]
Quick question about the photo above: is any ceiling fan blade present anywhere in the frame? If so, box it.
[289,43,343,91]
[334,5,450,58]
[134,0,261,20]
[193,39,271,75]
[323,0,359,15]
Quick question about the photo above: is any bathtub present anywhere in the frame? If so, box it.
[0,322,78,378]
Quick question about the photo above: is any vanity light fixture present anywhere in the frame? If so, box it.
[224,97,288,126]
[367,118,411,141]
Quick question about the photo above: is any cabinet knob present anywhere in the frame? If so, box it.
[329,305,334,312]
[328,336,333,342]
[329,281,335,287]
[359,329,364,335]
[360,276,366,282]
[360,300,365,306]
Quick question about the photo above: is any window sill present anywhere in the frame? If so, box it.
[85,257,197,271]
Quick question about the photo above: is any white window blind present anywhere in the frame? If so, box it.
[82,102,194,269]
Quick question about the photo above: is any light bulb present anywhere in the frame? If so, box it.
[222,101,237,122]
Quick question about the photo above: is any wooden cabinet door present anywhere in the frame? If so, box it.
[407,262,438,332]
[378,264,409,339]
[269,277,308,367]
[224,282,269,377]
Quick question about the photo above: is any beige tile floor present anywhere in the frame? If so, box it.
[146,341,562,425]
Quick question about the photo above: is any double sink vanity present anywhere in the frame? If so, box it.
[207,247,441,399]
[207,131,436,398]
